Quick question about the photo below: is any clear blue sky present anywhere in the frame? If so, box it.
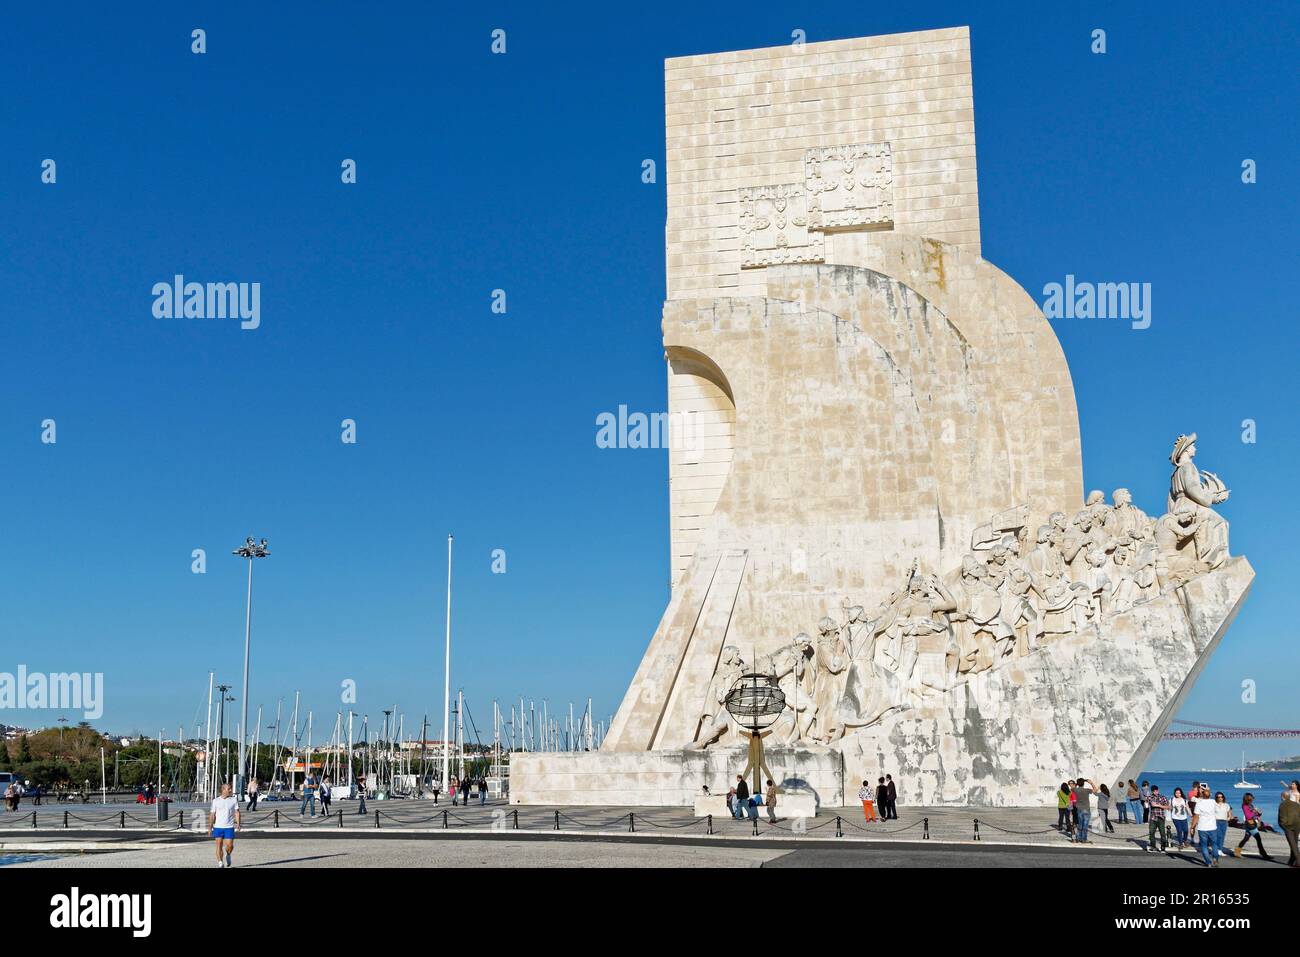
[1,2,1296,767]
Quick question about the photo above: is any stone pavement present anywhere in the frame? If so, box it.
[0,800,1291,859]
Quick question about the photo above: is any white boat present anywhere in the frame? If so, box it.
[1234,751,1260,789]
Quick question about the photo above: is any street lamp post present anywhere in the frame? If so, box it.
[233,536,270,798]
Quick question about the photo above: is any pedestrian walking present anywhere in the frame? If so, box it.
[478,776,488,806]
[209,782,241,868]
[733,775,749,820]
[357,775,368,815]
[1170,788,1190,848]
[246,777,260,812]
[1279,788,1300,867]
[1234,793,1271,860]
[1190,784,1220,866]
[765,779,779,824]
[1146,786,1169,852]
[1213,790,1231,854]
[319,775,333,816]
[885,774,898,819]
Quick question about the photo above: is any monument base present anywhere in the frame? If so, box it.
[511,746,844,808]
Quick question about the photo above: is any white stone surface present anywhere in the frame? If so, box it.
[692,795,728,817]
[512,747,843,808]
[775,793,818,818]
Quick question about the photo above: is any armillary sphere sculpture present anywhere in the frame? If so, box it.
[724,672,787,796]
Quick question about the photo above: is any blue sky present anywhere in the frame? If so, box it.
[1,1,1296,767]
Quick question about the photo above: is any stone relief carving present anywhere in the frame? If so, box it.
[695,435,1236,748]
[738,183,823,268]
[805,142,894,230]
[688,646,746,749]
[737,142,894,269]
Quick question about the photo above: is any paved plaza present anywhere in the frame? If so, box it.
[2,800,1291,867]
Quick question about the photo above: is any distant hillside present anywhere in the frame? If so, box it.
[1247,756,1300,771]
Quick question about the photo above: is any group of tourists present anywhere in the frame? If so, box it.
[1056,776,1300,866]
[725,775,782,823]
[857,775,899,821]
[450,776,488,806]
[3,780,25,810]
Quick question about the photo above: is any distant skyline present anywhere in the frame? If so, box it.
[2,2,1297,767]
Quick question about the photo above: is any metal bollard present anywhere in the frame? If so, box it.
[31,811,37,829]
[443,809,448,830]
[374,810,380,828]
[120,811,125,829]
[974,818,981,841]
[512,808,518,830]
[178,809,184,829]
[707,813,713,836]
[64,810,69,829]
[629,813,635,833]
[923,816,929,840]
[274,809,279,829]
[337,809,343,828]
[554,810,561,831]
[752,815,759,836]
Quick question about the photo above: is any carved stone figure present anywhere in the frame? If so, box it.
[1155,500,1212,589]
[1082,547,1112,620]
[892,565,959,692]
[1000,565,1043,657]
[810,620,850,742]
[1064,508,1111,581]
[1084,489,1110,527]
[949,556,1002,674]
[1107,487,1152,538]
[1167,433,1230,568]
[757,635,816,743]
[688,646,746,749]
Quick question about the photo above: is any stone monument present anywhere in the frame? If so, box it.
[511,27,1253,808]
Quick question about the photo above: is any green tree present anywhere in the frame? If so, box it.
[17,735,32,764]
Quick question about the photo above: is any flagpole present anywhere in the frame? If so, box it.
[440,533,453,797]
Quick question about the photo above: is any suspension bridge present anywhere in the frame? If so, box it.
[1162,720,1300,741]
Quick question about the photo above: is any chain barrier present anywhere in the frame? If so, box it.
[632,814,710,830]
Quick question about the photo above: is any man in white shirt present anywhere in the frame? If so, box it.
[210,783,241,868]
[1189,783,1220,867]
